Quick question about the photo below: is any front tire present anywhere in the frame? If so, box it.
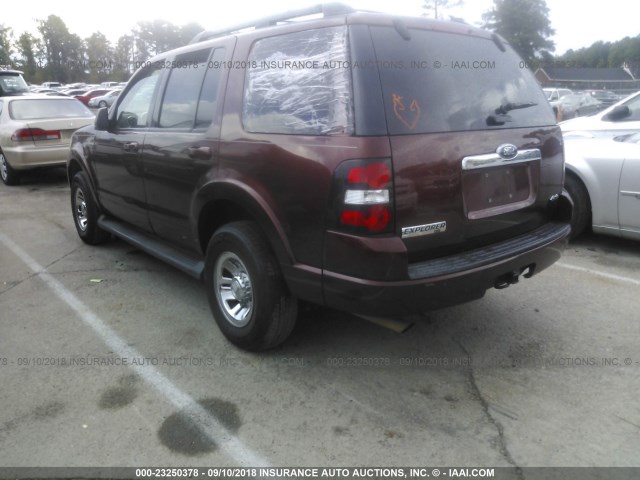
[565,173,591,239]
[0,151,20,186]
[71,171,110,244]
[204,221,298,351]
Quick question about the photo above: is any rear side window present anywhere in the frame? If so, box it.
[196,48,225,129]
[0,73,29,95]
[9,99,93,120]
[243,26,353,135]
[159,48,212,129]
[369,27,555,134]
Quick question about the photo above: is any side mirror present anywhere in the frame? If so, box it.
[95,107,110,131]
[604,105,630,121]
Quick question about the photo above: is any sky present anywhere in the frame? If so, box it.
[2,0,639,56]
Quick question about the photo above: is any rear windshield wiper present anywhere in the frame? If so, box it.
[487,102,538,126]
[495,102,538,115]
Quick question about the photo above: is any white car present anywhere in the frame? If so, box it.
[0,95,94,185]
[561,90,640,139]
[543,87,573,102]
[564,133,640,240]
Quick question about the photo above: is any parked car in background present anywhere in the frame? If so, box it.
[74,88,113,106]
[41,81,63,89]
[67,5,571,350]
[64,89,89,97]
[586,89,621,107]
[564,133,640,240]
[64,83,87,90]
[561,90,640,138]
[0,70,30,96]
[543,87,573,102]
[31,88,59,94]
[551,93,604,120]
[87,89,122,108]
[0,96,94,185]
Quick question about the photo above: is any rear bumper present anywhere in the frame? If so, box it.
[321,221,570,316]
[3,145,69,170]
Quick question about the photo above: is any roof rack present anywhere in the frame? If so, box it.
[189,2,355,44]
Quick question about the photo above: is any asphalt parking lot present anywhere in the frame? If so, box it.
[1,168,639,470]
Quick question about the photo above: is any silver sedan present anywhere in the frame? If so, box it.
[564,132,640,240]
[87,89,122,108]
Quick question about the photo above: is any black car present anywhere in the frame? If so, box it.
[586,90,621,107]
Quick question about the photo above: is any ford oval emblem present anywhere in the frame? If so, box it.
[497,144,518,159]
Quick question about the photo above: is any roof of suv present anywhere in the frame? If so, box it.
[188,2,496,47]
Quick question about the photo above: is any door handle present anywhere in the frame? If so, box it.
[621,191,640,200]
[188,146,211,159]
[123,141,139,153]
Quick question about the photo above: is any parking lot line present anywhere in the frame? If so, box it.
[0,232,271,467]
[556,262,640,286]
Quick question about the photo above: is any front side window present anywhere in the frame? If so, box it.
[243,26,353,135]
[116,64,162,129]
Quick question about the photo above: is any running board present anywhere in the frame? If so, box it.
[97,216,205,279]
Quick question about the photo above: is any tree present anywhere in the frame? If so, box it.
[134,20,180,59]
[85,32,113,82]
[482,0,555,65]
[0,24,13,67]
[14,33,40,82]
[179,23,204,46]
[422,0,463,20]
[112,34,135,81]
[37,15,77,82]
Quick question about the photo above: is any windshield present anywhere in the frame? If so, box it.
[0,73,30,95]
[9,98,94,120]
[369,27,556,134]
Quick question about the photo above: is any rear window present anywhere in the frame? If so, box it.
[369,27,555,134]
[0,73,30,95]
[9,98,94,120]
[243,26,353,136]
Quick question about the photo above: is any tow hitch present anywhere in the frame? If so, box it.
[494,264,535,289]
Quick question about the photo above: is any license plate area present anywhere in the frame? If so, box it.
[462,164,536,220]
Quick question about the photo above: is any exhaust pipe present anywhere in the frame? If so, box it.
[355,315,414,333]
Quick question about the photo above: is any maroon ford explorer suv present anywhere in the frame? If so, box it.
[67,4,572,350]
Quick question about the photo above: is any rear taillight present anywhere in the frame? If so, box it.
[332,159,394,234]
[11,128,61,142]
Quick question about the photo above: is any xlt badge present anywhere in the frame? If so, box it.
[401,221,447,239]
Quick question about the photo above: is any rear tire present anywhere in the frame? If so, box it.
[204,221,298,351]
[0,151,20,186]
[71,171,110,245]
[565,173,591,239]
